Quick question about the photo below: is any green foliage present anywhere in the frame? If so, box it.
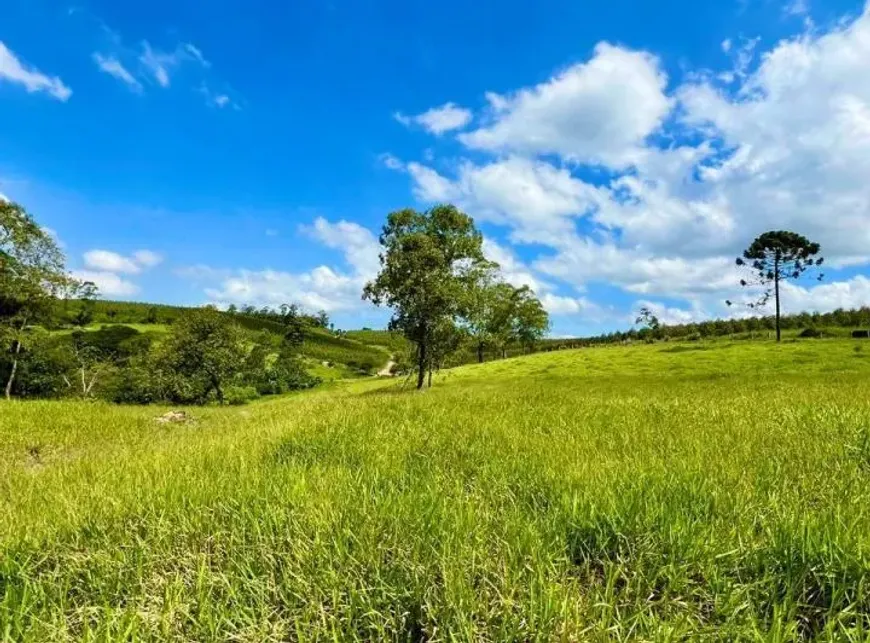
[2,341,870,639]
[224,385,260,406]
[1,201,76,399]
[156,307,248,404]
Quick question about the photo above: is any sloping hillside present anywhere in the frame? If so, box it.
[3,339,870,639]
[52,299,389,376]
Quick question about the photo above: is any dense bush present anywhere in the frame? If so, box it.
[224,385,260,405]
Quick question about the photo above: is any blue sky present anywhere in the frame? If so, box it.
[2,0,870,335]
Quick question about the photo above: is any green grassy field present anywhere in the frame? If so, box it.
[2,339,870,641]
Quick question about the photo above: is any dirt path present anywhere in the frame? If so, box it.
[377,359,396,377]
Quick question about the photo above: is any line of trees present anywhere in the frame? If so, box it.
[1,201,318,404]
[226,303,331,331]
[363,205,550,389]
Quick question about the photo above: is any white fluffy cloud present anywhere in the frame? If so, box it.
[482,237,550,293]
[303,217,382,279]
[0,41,71,101]
[200,218,382,313]
[408,157,601,245]
[458,43,671,167]
[84,249,162,274]
[395,102,473,135]
[76,249,162,298]
[205,266,365,313]
[132,249,163,268]
[676,5,870,263]
[395,4,870,324]
[72,270,139,296]
[534,241,737,297]
[92,53,142,92]
[540,293,604,317]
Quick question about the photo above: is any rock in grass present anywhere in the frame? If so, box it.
[154,410,193,424]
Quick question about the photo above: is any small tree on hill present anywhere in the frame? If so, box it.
[513,286,549,353]
[279,303,306,347]
[731,231,823,342]
[635,306,661,340]
[462,262,501,363]
[71,281,99,328]
[363,204,488,389]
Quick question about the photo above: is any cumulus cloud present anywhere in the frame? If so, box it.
[540,293,604,317]
[77,249,162,297]
[205,266,367,313]
[482,237,550,293]
[458,43,671,167]
[84,249,161,273]
[395,102,473,135]
[72,270,139,296]
[195,218,384,313]
[84,250,142,274]
[302,217,381,279]
[132,249,163,268]
[407,157,601,245]
[393,5,870,325]
[0,41,71,101]
[534,241,737,297]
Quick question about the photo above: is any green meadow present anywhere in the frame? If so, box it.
[2,339,870,641]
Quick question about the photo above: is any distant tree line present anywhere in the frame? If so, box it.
[225,303,331,331]
[543,306,870,350]
[1,200,318,404]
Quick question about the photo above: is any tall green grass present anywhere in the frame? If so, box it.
[1,340,869,640]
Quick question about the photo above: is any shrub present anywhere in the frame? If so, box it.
[102,363,161,404]
[225,386,260,405]
[799,328,823,338]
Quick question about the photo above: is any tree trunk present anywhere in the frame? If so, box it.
[4,318,27,400]
[4,336,25,400]
[774,255,781,343]
[416,341,426,390]
[477,342,484,363]
[427,367,433,388]
[4,346,19,400]
[211,376,224,404]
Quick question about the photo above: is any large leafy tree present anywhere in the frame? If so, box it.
[363,204,487,389]
[733,230,824,342]
[1,201,75,399]
[158,307,247,404]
